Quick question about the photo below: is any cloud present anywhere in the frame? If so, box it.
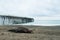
[51,14,60,17]
[0,0,60,17]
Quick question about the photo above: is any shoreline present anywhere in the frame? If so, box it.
[0,24,60,27]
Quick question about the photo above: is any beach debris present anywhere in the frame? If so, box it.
[8,27,33,33]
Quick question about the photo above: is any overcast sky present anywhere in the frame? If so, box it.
[0,0,60,17]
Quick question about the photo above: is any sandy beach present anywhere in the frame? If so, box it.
[0,25,60,40]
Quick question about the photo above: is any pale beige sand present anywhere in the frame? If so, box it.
[0,25,60,40]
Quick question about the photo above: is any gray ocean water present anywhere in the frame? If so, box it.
[21,20,60,26]
[33,20,60,24]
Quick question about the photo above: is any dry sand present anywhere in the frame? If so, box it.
[0,25,60,40]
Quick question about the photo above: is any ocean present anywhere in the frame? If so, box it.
[21,20,60,26]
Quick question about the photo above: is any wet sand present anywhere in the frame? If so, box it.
[0,25,60,40]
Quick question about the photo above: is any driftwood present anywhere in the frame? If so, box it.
[8,27,33,33]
